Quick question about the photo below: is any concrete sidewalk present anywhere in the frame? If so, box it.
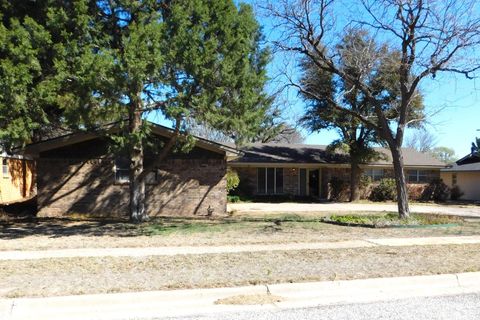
[1,272,480,320]
[229,202,480,218]
[1,235,480,261]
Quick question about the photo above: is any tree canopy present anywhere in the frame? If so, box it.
[267,0,480,218]
[0,0,275,221]
[299,29,424,201]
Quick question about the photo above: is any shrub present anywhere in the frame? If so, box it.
[328,213,461,227]
[407,184,427,201]
[450,185,464,201]
[421,178,450,202]
[358,176,375,199]
[329,177,348,201]
[226,169,240,193]
[359,175,372,189]
[369,178,397,202]
[227,195,241,203]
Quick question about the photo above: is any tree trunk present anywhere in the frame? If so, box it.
[129,99,147,223]
[349,160,361,202]
[390,145,410,219]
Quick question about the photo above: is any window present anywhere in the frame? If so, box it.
[257,168,284,194]
[114,158,130,183]
[408,170,429,183]
[2,159,8,178]
[257,168,266,194]
[299,168,307,196]
[364,169,384,181]
[276,168,284,194]
[452,173,457,186]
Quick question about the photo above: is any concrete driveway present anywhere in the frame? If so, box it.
[228,202,480,218]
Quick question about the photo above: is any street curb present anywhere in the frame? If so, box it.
[1,272,480,320]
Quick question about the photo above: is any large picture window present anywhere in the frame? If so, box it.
[257,168,284,194]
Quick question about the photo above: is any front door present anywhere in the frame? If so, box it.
[309,169,320,198]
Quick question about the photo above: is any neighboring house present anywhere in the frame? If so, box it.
[23,123,238,218]
[0,153,35,204]
[228,144,445,200]
[441,153,480,201]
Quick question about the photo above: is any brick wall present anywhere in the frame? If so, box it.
[233,167,257,196]
[230,164,441,201]
[146,159,226,217]
[283,168,299,195]
[37,158,226,218]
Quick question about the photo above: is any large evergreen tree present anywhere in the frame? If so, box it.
[0,0,273,222]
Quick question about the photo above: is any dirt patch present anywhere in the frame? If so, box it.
[1,244,480,298]
[215,293,283,305]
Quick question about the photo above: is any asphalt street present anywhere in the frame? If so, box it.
[161,292,480,320]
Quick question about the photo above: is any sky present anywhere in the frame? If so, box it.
[246,0,480,158]
[152,0,480,158]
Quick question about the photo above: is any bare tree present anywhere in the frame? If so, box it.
[405,129,437,153]
[259,124,305,143]
[430,146,456,163]
[266,0,480,218]
[185,118,234,144]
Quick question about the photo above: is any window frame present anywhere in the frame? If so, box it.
[408,170,429,183]
[364,168,384,182]
[114,158,130,184]
[257,167,284,195]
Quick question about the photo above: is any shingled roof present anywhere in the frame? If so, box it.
[230,143,445,168]
[441,153,480,172]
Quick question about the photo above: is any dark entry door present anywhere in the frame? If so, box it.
[309,169,319,197]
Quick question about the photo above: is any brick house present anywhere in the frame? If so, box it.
[23,124,238,218]
[228,144,445,200]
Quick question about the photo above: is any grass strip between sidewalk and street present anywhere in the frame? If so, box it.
[1,243,480,299]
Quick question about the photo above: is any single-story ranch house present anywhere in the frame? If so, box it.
[23,124,238,218]
[441,152,480,201]
[21,126,451,217]
[229,144,446,200]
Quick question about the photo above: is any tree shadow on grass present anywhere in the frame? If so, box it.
[0,217,137,239]
[0,216,240,240]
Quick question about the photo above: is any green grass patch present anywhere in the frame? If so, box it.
[140,218,252,236]
[138,214,328,236]
[325,213,462,228]
[227,195,252,203]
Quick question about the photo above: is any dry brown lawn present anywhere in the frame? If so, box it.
[1,244,480,298]
[1,214,479,251]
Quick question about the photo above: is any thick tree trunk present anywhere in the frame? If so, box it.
[390,145,410,219]
[349,161,361,202]
[129,99,147,223]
